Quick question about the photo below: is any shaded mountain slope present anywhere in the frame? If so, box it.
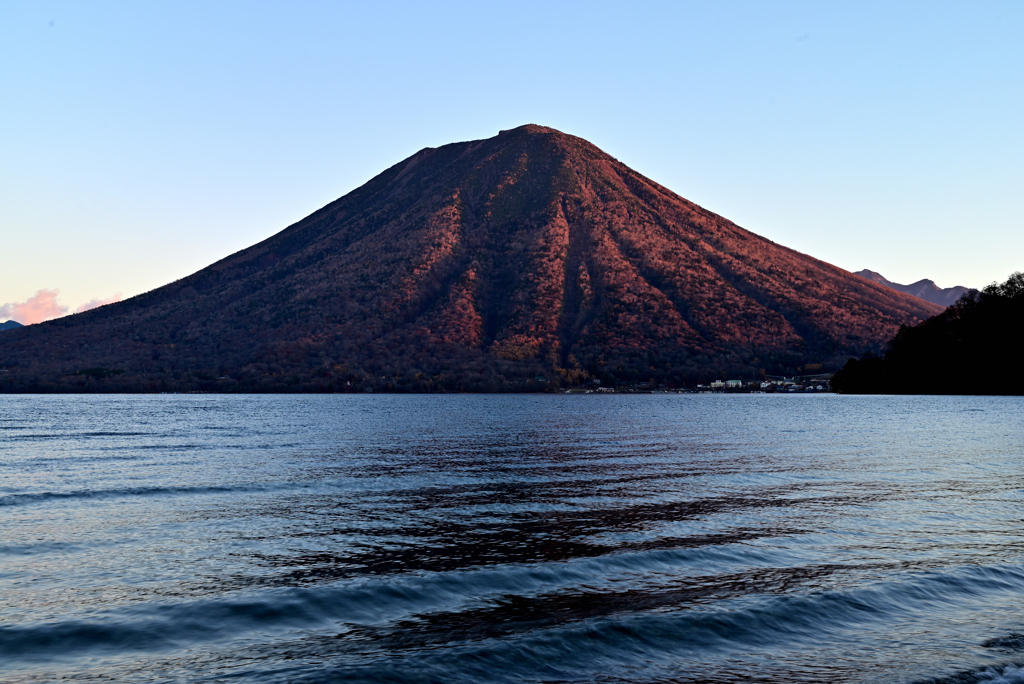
[854,269,973,308]
[0,320,24,332]
[0,125,941,392]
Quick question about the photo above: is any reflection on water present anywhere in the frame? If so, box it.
[2,394,1024,683]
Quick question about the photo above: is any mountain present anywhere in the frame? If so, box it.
[0,320,23,331]
[854,269,973,308]
[0,124,942,392]
[832,272,1024,394]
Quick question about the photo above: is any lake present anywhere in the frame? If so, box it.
[2,394,1024,683]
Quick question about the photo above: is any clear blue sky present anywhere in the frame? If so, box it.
[2,1,1021,317]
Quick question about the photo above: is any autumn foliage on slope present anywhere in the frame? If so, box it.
[0,125,941,392]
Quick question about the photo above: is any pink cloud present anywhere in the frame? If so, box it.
[0,289,69,325]
[75,293,122,314]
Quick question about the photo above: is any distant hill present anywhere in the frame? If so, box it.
[0,125,941,392]
[0,320,24,331]
[855,269,973,307]
[832,272,1024,395]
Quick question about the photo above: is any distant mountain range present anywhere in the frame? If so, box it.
[0,320,24,331]
[0,125,941,392]
[854,270,973,308]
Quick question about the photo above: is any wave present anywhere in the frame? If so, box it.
[314,563,1024,657]
[0,540,89,557]
[918,663,1024,684]
[3,431,153,441]
[5,559,1024,678]
[0,481,330,507]
[279,565,1024,684]
[985,635,1024,651]
[0,589,343,662]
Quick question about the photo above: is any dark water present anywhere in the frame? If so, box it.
[2,395,1024,683]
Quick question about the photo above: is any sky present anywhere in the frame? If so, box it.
[2,1,1021,323]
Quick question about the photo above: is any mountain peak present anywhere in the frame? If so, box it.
[0,129,942,391]
[499,124,561,136]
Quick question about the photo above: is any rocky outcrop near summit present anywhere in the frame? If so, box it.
[0,125,942,392]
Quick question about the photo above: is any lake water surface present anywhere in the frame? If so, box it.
[2,394,1024,683]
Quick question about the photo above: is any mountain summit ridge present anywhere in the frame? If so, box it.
[854,269,973,308]
[0,124,941,391]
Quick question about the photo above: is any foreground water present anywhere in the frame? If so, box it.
[2,394,1024,683]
